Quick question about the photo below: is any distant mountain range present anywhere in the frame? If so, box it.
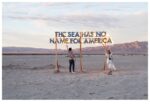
[2,41,148,55]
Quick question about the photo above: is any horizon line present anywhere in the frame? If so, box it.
[2,40,148,49]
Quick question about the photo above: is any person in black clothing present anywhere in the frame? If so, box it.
[68,48,75,73]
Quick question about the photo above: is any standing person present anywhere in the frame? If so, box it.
[106,49,116,72]
[68,48,75,73]
[104,48,116,75]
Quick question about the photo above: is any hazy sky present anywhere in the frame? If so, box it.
[3,2,148,49]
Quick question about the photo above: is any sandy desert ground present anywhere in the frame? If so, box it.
[2,55,148,99]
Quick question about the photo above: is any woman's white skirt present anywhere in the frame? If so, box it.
[107,59,116,71]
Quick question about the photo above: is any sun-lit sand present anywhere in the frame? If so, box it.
[2,55,148,99]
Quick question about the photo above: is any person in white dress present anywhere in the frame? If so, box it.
[105,49,116,71]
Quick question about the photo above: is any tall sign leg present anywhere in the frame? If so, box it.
[79,33,83,72]
[55,33,59,73]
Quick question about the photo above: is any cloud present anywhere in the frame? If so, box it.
[3,2,148,48]
[3,2,147,30]
[4,6,147,31]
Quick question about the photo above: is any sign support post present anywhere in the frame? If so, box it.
[55,33,59,73]
[79,33,83,72]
